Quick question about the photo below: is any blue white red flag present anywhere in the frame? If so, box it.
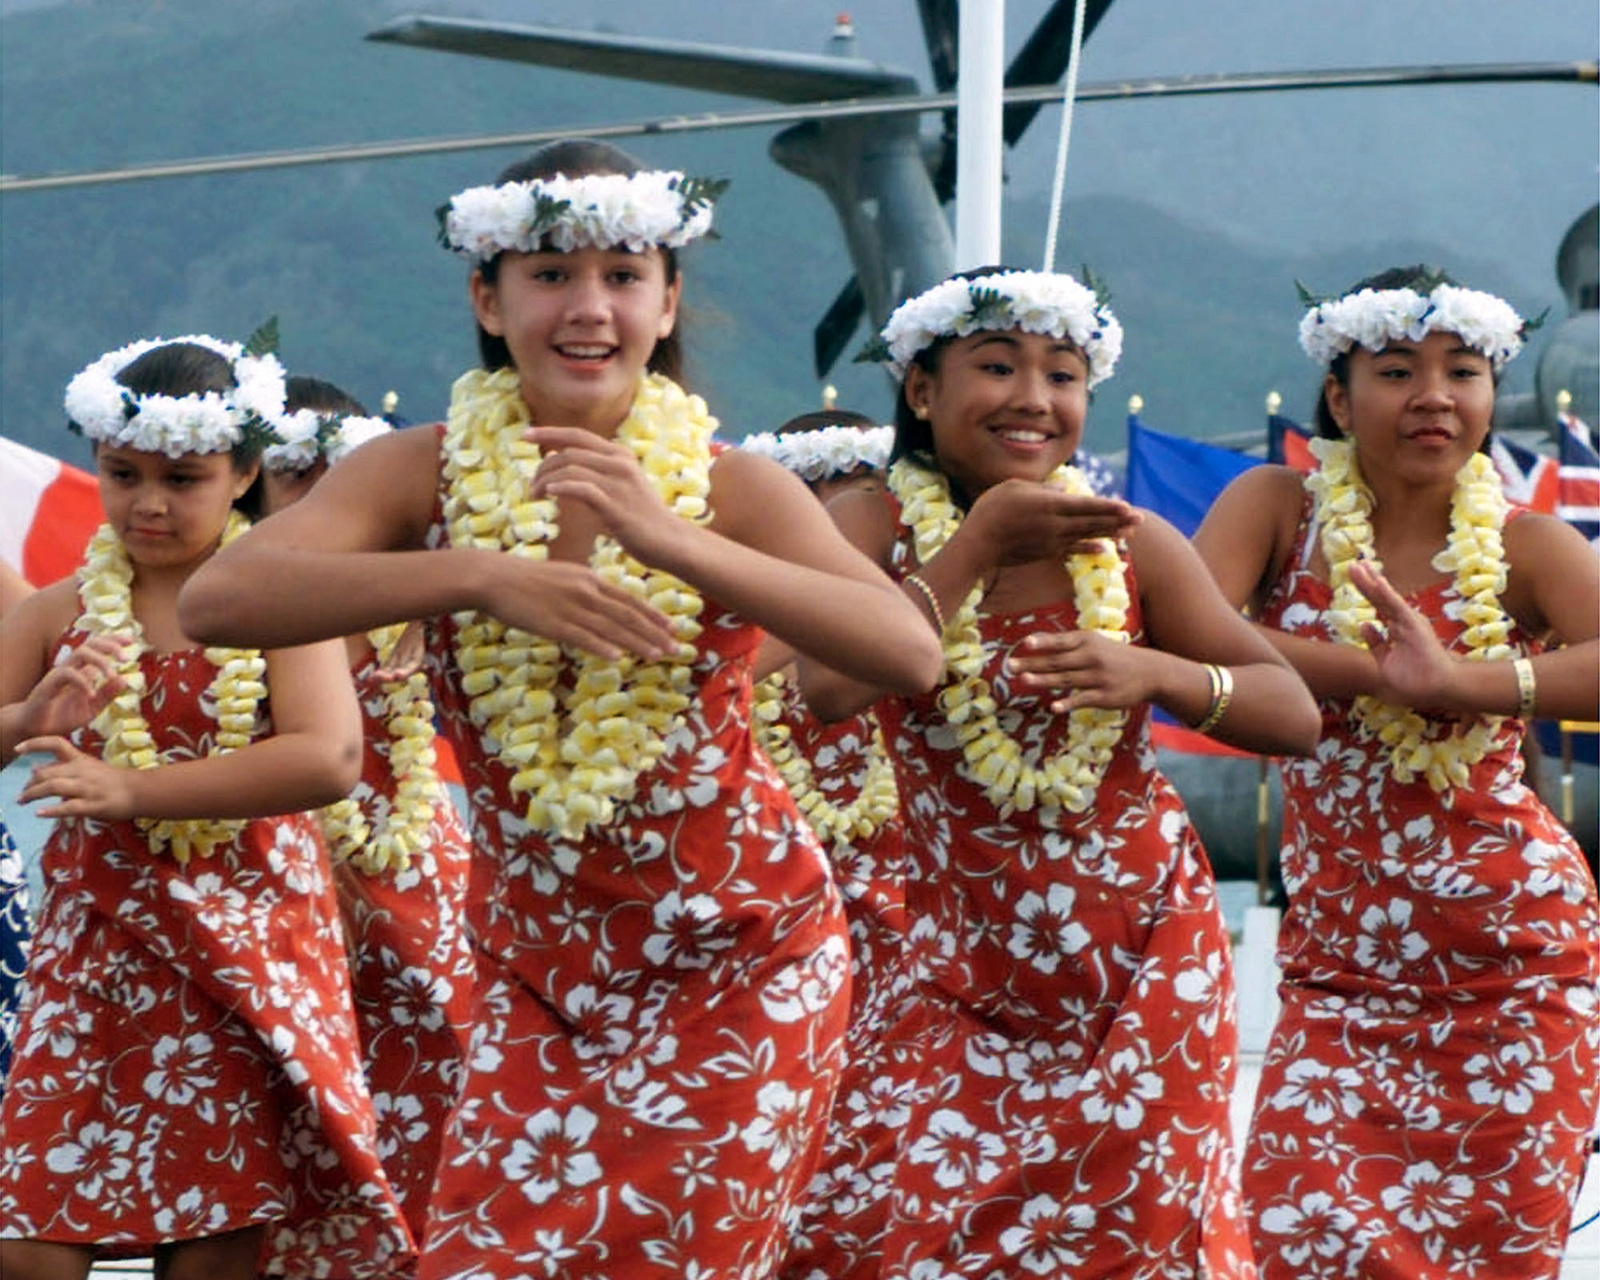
[1557,410,1600,545]
[1489,434,1560,513]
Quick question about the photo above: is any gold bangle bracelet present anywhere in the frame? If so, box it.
[1193,663,1234,735]
[904,572,946,634]
[1512,656,1537,720]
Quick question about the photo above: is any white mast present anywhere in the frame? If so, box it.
[954,0,1005,270]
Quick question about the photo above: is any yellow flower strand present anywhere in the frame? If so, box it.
[78,513,265,862]
[317,626,440,875]
[752,671,899,845]
[1305,436,1513,791]
[888,457,1130,816]
[442,367,711,838]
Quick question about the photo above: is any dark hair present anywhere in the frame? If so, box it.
[775,408,879,435]
[1309,264,1499,444]
[284,374,367,418]
[470,139,684,383]
[887,266,1021,468]
[111,341,266,515]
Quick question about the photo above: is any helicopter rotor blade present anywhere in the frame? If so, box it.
[3,60,1592,194]
[813,275,868,379]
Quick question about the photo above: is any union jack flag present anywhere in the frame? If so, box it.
[1557,409,1600,545]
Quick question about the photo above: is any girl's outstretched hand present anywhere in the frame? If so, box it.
[526,426,685,565]
[1005,629,1149,714]
[371,620,427,681]
[965,480,1140,568]
[16,735,138,821]
[19,633,132,741]
[1346,558,1457,707]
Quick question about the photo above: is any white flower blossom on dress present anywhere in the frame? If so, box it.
[503,1105,603,1204]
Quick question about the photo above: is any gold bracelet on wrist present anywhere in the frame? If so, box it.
[1192,662,1234,735]
[1512,656,1537,720]
[904,572,946,634]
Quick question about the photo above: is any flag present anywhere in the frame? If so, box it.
[1124,414,1261,539]
[0,436,103,586]
[1267,413,1317,474]
[1490,435,1560,514]
[1556,409,1600,545]
[1123,413,1260,757]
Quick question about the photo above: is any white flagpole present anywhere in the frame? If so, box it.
[954,0,1005,270]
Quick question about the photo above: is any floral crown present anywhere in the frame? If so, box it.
[859,268,1123,387]
[1298,271,1533,372]
[739,423,893,482]
[438,170,727,264]
[264,408,392,472]
[64,334,287,458]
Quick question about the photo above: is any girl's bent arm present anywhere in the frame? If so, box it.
[20,638,362,821]
[180,425,676,659]
[1131,515,1321,756]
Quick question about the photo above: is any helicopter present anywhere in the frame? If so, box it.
[2,1,1593,442]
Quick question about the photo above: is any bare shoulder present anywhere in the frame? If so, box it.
[1503,509,1600,640]
[0,576,80,695]
[266,421,444,551]
[707,447,815,537]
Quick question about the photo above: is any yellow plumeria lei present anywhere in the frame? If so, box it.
[1306,436,1513,791]
[78,513,265,862]
[442,367,710,838]
[888,457,1130,815]
[752,671,898,845]
[317,624,439,875]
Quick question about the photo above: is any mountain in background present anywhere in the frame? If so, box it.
[2,0,1593,466]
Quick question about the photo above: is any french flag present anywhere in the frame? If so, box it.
[0,435,103,586]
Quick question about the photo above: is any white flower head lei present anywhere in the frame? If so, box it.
[263,408,392,472]
[1299,270,1529,792]
[859,268,1124,388]
[738,423,893,482]
[438,169,726,263]
[65,334,286,458]
[1297,271,1532,372]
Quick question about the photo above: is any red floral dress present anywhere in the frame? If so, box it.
[331,651,476,1245]
[417,467,852,1279]
[0,627,413,1274]
[765,678,919,1280]
[877,522,1255,1279]
[1246,502,1600,1280]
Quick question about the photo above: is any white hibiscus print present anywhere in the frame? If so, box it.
[141,1032,218,1108]
[502,1105,603,1205]
[1008,884,1091,975]
[1267,1058,1365,1125]
[1257,1190,1359,1266]
[640,891,733,970]
[45,1122,133,1201]
[998,1193,1096,1274]
[740,1080,814,1173]
[1352,898,1430,979]
[1080,1046,1164,1131]
[1379,1160,1474,1232]
[1464,1041,1555,1115]
[906,1108,1006,1189]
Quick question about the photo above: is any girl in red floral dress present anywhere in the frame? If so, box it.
[1195,266,1600,1279]
[804,267,1320,1278]
[0,337,412,1278]
[261,376,477,1246]
[741,411,919,1278]
[179,140,943,1278]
